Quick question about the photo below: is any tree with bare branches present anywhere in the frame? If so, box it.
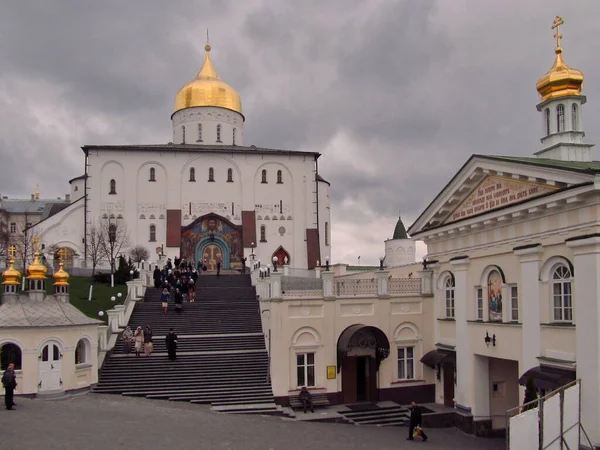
[99,219,130,287]
[85,221,107,277]
[129,245,150,264]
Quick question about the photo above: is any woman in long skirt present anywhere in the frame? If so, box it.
[122,326,133,355]
[134,326,144,357]
[144,325,153,356]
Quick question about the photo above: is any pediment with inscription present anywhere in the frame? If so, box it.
[445,175,558,224]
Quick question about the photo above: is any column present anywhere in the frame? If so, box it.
[270,272,282,299]
[376,269,390,297]
[514,245,543,372]
[452,257,473,412]
[322,271,334,299]
[566,236,600,446]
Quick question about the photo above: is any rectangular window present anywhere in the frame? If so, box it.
[476,287,483,320]
[445,288,455,318]
[398,347,415,380]
[296,352,315,387]
[510,285,519,321]
[10,222,16,233]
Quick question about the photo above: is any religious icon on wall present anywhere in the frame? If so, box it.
[488,270,503,322]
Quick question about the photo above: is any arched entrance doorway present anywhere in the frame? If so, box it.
[337,325,390,404]
[272,246,290,267]
[195,236,230,271]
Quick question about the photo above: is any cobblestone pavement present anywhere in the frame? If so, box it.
[3,394,505,450]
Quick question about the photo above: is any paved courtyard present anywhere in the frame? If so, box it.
[3,394,505,450]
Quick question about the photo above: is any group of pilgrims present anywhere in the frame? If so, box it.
[152,256,209,314]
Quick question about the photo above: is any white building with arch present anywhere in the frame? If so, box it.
[30,43,331,271]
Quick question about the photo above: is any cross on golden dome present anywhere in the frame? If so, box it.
[32,235,40,253]
[57,248,66,263]
[8,245,16,261]
[552,16,564,49]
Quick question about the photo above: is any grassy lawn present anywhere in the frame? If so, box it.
[46,276,127,322]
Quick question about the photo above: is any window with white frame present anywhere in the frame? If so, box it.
[445,276,455,318]
[10,222,16,234]
[552,265,573,322]
[510,285,519,321]
[476,287,484,320]
[571,104,578,131]
[296,352,315,387]
[398,346,415,380]
[544,108,551,135]
[556,104,565,132]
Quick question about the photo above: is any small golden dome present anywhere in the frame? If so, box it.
[2,256,21,286]
[536,16,584,102]
[173,45,243,117]
[27,251,47,280]
[53,262,70,286]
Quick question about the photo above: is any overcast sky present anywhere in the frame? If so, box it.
[2,1,600,265]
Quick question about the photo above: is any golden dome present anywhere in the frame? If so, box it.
[52,262,70,286]
[27,251,47,280]
[536,16,584,102]
[2,252,21,286]
[173,44,243,117]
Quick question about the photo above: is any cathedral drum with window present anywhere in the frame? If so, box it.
[408,18,600,440]
[0,248,102,396]
[29,42,331,271]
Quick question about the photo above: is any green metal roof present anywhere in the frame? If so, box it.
[392,217,408,240]
[486,155,600,173]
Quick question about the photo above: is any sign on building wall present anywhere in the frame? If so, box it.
[327,366,336,380]
[447,176,558,223]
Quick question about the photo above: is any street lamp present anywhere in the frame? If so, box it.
[484,331,496,348]
[272,256,278,272]
[110,296,116,302]
[258,259,261,269]
[325,256,330,272]
[141,259,145,270]
[379,256,385,271]
[250,242,255,261]
[117,292,122,299]
[98,311,104,317]
[267,264,271,277]
[129,270,134,281]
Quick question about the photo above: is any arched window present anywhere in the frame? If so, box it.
[445,276,455,318]
[261,169,268,183]
[227,168,233,182]
[324,222,329,246]
[277,170,283,184]
[149,167,156,182]
[208,167,215,182]
[182,125,186,144]
[149,224,156,242]
[552,265,573,322]
[544,108,551,135]
[109,179,116,195]
[197,123,203,142]
[571,104,578,131]
[0,343,22,370]
[75,339,88,365]
[216,124,222,142]
[556,104,565,132]
[232,128,236,146]
[260,225,267,242]
[189,167,196,182]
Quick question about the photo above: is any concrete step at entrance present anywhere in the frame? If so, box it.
[340,405,410,427]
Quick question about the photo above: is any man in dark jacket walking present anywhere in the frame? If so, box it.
[2,363,17,410]
[407,401,427,441]
[165,329,178,361]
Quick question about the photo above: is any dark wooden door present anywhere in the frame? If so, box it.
[367,357,378,402]
[342,356,357,404]
[443,363,455,407]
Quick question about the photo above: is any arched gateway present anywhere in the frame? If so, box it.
[180,213,244,271]
[337,325,390,404]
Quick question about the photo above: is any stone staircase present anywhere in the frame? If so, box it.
[95,274,283,415]
[339,404,410,427]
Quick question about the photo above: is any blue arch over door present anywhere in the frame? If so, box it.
[195,236,231,269]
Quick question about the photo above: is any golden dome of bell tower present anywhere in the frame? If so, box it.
[173,43,243,116]
[536,16,584,102]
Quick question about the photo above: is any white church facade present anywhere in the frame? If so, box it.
[31,44,331,271]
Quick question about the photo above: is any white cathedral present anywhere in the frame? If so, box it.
[32,44,332,271]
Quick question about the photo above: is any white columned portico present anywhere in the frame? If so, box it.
[514,244,543,372]
[566,235,600,446]
[451,257,472,412]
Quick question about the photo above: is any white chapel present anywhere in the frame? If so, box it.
[31,43,332,271]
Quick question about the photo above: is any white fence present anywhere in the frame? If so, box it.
[506,379,594,449]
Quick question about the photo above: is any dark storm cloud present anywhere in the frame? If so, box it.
[2,1,600,264]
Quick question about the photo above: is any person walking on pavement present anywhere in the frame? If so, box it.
[216,261,221,277]
[2,362,17,410]
[407,401,428,441]
[160,288,170,314]
[165,328,178,361]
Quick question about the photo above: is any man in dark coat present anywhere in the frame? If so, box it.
[153,266,162,289]
[165,329,178,360]
[2,362,17,410]
[298,386,314,413]
[407,401,427,441]
[174,288,183,313]
[216,261,222,277]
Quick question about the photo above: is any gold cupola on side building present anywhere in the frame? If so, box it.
[53,249,70,295]
[2,246,21,294]
[173,44,243,117]
[536,16,584,102]
[27,237,47,294]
